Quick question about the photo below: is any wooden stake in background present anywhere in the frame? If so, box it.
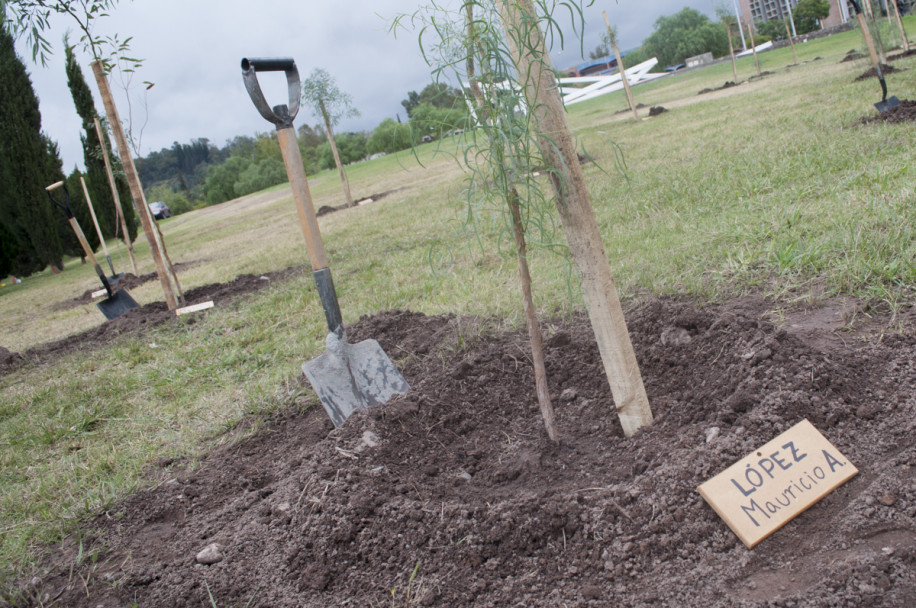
[784,19,798,64]
[78,176,115,275]
[91,60,181,309]
[496,0,653,437]
[602,11,638,122]
[726,19,738,83]
[745,20,761,77]
[891,0,911,52]
[93,117,138,275]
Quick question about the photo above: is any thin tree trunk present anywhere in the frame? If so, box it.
[892,0,911,52]
[321,100,354,208]
[497,0,653,437]
[466,3,557,442]
[508,185,558,443]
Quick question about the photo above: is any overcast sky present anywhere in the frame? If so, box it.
[13,0,727,170]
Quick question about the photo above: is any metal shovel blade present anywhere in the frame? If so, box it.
[874,95,900,113]
[97,289,139,321]
[302,332,410,427]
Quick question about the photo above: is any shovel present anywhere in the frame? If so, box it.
[850,0,900,113]
[46,181,139,321]
[241,57,409,426]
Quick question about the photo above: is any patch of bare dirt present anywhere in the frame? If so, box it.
[5,294,915,607]
[854,64,903,81]
[0,265,304,376]
[888,49,916,62]
[840,49,866,63]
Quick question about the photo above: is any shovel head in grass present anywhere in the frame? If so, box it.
[303,332,410,427]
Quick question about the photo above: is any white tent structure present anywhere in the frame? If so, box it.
[558,58,666,106]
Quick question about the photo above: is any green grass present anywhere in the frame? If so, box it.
[1,24,915,586]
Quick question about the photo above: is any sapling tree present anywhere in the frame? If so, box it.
[404,0,653,438]
[302,68,360,208]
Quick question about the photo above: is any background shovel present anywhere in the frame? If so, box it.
[241,57,409,426]
[46,181,139,321]
[850,0,900,113]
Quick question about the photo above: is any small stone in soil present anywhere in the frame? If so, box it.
[195,543,224,565]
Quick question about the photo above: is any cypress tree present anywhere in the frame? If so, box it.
[0,22,65,275]
[64,42,137,244]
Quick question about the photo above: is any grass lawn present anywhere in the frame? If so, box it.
[1,21,915,585]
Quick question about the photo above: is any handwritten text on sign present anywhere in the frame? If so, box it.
[698,419,857,548]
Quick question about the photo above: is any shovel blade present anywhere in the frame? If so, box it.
[302,335,410,427]
[875,96,900,113]
[96,289,139,321]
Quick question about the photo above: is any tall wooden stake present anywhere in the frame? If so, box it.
[79,176,114,274]
[497,0,653,437]
[91,60,179,309]
[602,11,638,122]
[93,117,138,274]
[726,21,739,83]
[891,0,911,52]
[784,19,798,64]
[746,20,762,77]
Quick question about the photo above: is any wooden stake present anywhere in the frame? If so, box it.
[891,0,911,52]
[784,19,798,64]
[91,60,179,310]
[746,20,762,77]
[726,21,738,83]
[79,176,113,273]
[602,11,638,122]
[497,0,653,437]
[93,117,138,274]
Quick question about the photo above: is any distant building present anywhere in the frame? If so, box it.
[563,52,632,78]
[736,0,858,32]
[686,52,714,68]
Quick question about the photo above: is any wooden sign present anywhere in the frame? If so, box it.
[698,419,857,548]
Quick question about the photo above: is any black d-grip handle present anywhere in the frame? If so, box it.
[241,56,300,128]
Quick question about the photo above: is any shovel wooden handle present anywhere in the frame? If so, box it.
[277,125,329,271]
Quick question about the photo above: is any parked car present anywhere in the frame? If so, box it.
[149,201,171,220]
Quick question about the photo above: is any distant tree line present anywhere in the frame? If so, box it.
[139,81,471,211]
[589,2,832,71]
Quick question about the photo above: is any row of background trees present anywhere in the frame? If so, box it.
[1,19,139,279]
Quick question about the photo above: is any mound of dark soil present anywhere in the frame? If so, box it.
[0,265,304,376]
[840,49,865,63]
[614,103,647,116]
[855,64,903,81]
[648,106,668,117]
[7,295,915,607]
[859,99,916,124]
[888,49,916,62]
[698,81,738,95]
